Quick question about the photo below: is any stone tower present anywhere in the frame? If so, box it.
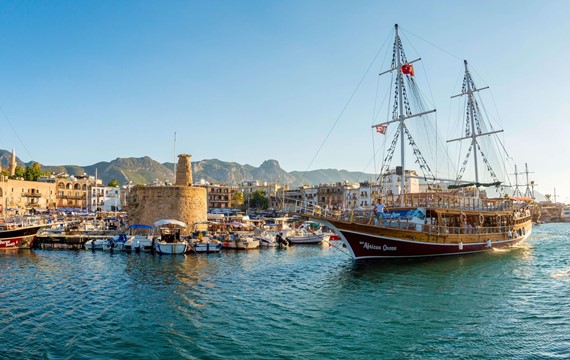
[126,153,206,232]
[9,148,16,177]
[175,154,193,186]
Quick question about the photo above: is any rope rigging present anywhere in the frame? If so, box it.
[381,30,436,185]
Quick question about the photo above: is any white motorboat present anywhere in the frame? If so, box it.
[102,234,127,252]
[84,238,107,251]
[154,241,187,255]
[285,228,330,245]
[222,233,260,250]
[190,236,222,253]
[255,230,280,247]
[154,219,188,255]
[124,224,154,253]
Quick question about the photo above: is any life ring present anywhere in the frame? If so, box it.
[513,211,519,220]
[460,212,466,223]
[223,241,229,247]
[496,214,501,224]
[479,214,484,225]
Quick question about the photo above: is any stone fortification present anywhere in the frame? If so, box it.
[176,154,192,186]
[126,154,206,234]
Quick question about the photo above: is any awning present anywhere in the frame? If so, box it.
[154,219,187,228]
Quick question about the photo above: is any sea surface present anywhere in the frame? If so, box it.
[1,224,569,359]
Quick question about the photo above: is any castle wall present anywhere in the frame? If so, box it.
[126,186,207,234]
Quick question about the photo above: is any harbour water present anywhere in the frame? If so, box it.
[1,224,569,359]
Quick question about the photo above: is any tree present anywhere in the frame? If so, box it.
[108,179,119,187]
[232,191,244,207]
[24,162,43,181]
[249,189,268,209]
[13,165,25,179]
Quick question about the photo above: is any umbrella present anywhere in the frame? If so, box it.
[154,219,187,228]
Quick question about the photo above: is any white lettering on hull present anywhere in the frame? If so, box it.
[360,241,397,251]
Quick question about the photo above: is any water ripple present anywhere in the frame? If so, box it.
[1,224,569,359]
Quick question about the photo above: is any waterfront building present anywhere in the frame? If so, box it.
[238,180,287,209]
[54,175,94,210]
[380,167,420,196]
[90,185,122,212]
[316,181,360,209]
[301,185,318,207]
[283,188,303,208]
[0,177,57,214]
[357,181,377,209]
[195,183,236,209]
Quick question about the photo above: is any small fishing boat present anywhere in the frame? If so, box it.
[255,230,280,247]
[190,236,223,253]
[285,228,329,245]
[284,222,330,245]
[102,234,128,252]
[84,238,107,251]
[222,233,260,250]
[124,224,154,253]
[153,219,188,255]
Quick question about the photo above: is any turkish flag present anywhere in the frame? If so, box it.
[401,64,415,76]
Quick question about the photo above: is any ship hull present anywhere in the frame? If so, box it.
[314,218,531,260]
[338,228,530,259]
[0,225,45,250]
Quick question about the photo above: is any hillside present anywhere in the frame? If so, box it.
[2,148,373,186]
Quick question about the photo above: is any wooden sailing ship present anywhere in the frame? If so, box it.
[293,24,532,259]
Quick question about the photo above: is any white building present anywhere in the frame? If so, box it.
[356,182,378,209]
[90,185,121,212]
[381,167,420,196]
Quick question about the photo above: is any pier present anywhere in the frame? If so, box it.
[35,232,122,250]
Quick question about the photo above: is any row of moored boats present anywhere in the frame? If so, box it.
[83,219,339,254]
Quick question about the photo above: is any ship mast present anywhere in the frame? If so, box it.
[373,24,436,206]
[523,163,534,199]
[511,164,523,197]
[395,25,406,200]
[448,60,503,188]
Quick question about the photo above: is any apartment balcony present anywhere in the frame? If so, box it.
[60,195,87,200]
[23,193,42,198]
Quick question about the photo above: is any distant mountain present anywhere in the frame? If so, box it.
[1,148,373,186]
[41,156,175,185]
[0,150,549,197]
[163,158,373,187]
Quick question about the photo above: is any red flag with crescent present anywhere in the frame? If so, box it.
[375,124,387,134]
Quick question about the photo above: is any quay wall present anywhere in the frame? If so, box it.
[126,186,207,233]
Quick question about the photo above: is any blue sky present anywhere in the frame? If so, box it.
[0,1,569,202]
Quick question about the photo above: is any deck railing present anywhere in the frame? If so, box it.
[285,200,530,238]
